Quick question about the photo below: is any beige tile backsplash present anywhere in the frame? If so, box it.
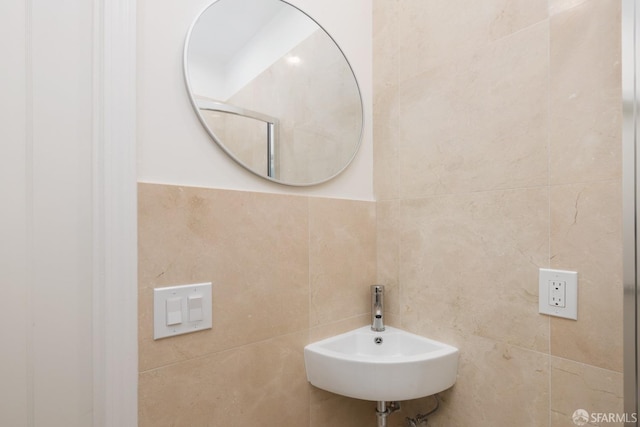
[373,0,622,425]
[138,184,376,426]
[139,0,623,425]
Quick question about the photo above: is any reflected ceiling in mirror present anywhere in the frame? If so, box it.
[184,0,364,186]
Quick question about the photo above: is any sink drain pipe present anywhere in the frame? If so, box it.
[376,401,400,427]
[405,395,440,427]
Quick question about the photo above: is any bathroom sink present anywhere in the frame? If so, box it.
[304,326,459,402]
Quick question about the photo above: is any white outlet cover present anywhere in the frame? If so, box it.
[153,282,212,339]
[538,269,577,320]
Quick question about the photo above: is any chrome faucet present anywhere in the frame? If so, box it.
[371,285,385,331]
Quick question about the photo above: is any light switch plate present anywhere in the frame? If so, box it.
[153,282,212,339]
[538,269,577,320]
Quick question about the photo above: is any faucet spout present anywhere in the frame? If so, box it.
[371,285,385,332]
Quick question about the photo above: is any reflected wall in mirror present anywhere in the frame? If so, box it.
[184,0,364,186]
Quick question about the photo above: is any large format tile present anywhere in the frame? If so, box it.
[423,333,549,427]
[549,0,621,185]
[398,22,549,198]
[397,0,547,81]
[399,188,550,352]
[371,0,398,202]
[138,183,309,371]
[307,314,370,343]
[373,82,400,201]
[309,388,374,427]
[376,200,400,316]
[372,0,399,89]
[550,181,622,372]
[550,357,623,427]
[139,332,309,427]
[309,198,376,326]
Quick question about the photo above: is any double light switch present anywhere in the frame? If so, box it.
[154,282,212,339]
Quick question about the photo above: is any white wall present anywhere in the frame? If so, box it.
[1,0,29,423]
[0,0,95,425]
[137,0,374,200]
[189,2,318,101]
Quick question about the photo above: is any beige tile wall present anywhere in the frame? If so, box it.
[138,183,377,426]
[374,0,622,426]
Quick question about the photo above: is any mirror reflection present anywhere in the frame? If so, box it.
[184,0,363,186]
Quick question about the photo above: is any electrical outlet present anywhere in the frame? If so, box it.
[539,269,577,320]
[548,280,566,308]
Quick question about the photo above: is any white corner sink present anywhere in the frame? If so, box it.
[304,326,459,402]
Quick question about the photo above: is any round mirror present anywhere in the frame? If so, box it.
[184,0,364,186]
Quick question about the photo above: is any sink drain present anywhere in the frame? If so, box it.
[374,336,383,345]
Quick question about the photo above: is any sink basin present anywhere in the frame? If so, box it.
[304,326,459,402]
